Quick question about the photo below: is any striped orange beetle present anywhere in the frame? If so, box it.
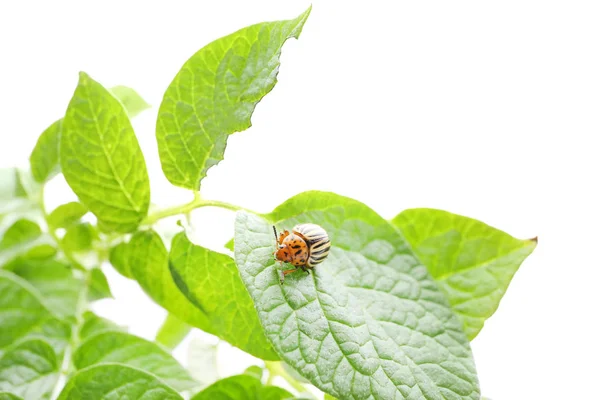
[273,223,331,282]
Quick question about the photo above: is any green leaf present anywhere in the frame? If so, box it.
[391,208,537,340]
[324,395,337,400]
[0,393,24,400]
[169,231,278,360]
[190,375,291,400]
[47,202,87,229]
[57,363,183,400]
[243,365,263,380]
[224,238,234,252]
[124,230,211,329]
[109,86,151,118]
[234,192,481,400]
[156,7,311,190]
[61,223,96,253]
[79,311,124,341]
[0,271,70,355]
[155,314,191,350]
[60,71,150,233]
[29,120,62,183]
[73,332,196,391]
[87,268,112,301]
[10,259,80,318]
[108,241,133,279]
[0,339,58,400]
[0,219,41,249]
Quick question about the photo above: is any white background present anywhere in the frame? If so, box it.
[1,1,599,399]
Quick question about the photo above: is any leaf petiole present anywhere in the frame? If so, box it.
[142,191,256,226]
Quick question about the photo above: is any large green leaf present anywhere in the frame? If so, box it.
[391,208,537,340]
[73,331,196,391]
[0,271,70,356]
[234,192,480,400]
[60,72,150,233]
[0,339,58,400]
[9,259,80,318]
[155,7,311,190]
[29,120,62,184]
[57,363,182,400]
[169,232,278,360]
[190,375,291,400]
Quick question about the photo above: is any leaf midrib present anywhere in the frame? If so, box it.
[82,82,141,213]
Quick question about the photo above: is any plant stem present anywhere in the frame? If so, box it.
[39,185,86,271]
[142,191,255,226]
[264,361,315,398]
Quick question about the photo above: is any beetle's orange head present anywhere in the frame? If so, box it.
[274,244,293,263]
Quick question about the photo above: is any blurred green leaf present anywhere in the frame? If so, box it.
[47,202,87,229]
[391,208,537,340]
[29,120,62,183]
[10,259,79,318]
[87,268,112,301]
[108,241,133,279]
[0,220,41,249]
[61,223,96,253]
[155,314,191,350]
[60,72,150,233]
[73,331,196,391]
[78,312,123,341]
[57,363,182,399]
[109,86,151,118]
[0,271,70,356]
[156,7,311,190]
[0,393,24,400]
[0,339,58,400]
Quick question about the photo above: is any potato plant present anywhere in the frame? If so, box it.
[0,7,536,400]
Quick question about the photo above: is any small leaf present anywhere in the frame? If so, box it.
[47,202,87,229]
[391,208,537,340]
[109,86,151,118]
[190,375,291,400]
[29,120,62,183]
[0,339,58,400]
[156,7,311,190]
[0,220,41,250]
[87,268,112,301]
[79,311,124,341]
[73,332,196,391]
[324,395,337,400]
[60,71,150,233]
[243,366,263,380]
[108,241,133,279]
[10,259,80,318]
[0,271,70,355]
[57,363,183,400]
[155,314,191,350]
[235,192,481,399]
[61,223,96,253]
[169,231,278,360]
[224,238,234,252]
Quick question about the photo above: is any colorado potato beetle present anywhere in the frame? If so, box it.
[273,223,331,282]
